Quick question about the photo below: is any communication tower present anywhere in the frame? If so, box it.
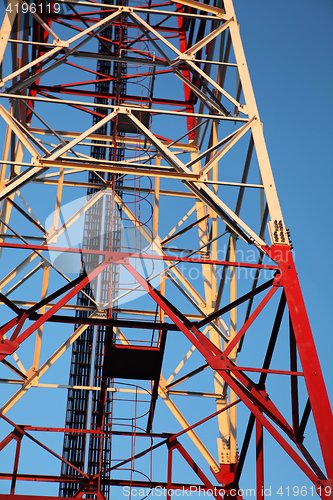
[0,0,332,499]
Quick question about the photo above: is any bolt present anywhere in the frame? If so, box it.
[288,265,291,269]
[314,372,317,376]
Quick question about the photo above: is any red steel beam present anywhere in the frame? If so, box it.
[121,257,331,493]
[0,415,89,480]
[0,259,111,361]
[265,245,333,481]
[172,441,220,500]
[222,285,278,357]
[256,418,264,500]
[33,84,195,107]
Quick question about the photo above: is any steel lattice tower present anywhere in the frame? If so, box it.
[0,0,332,499]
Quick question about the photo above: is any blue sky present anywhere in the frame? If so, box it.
[235,0,333,398]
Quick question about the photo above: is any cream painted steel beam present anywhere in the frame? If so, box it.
[228,234,238,464]
[40,0,226,20]
[4,112,50,156]
[185,18,234,57]
[2,334,26,375]
[22,102,82,158]
[46,111,118,161]
[0,105,40,157]
[37,159,200,181]
[0,104,48,205]
[0,44,63,88]
[65,10,121,45]
[28,127,198,151]
[191,119,232,463]
[16,190,44,228]
[25,4,60,43]
[112,325,221,473]
[0,190,105,292]
[198,117,256,177]
[112,191,207,310]
[0,115,22,259]
[3,10,122,93]
[0,217,100,307]
[153,161,160,240]
[12,383,151,396]
[0,250,41,292]
[29,167,65,377]
[223,0,285,232]
[171,0,225,17]
[7,39,56,47]
[0,166,47,204]
[129,12,228,114]
[127,110,265,248]
[32,178,199,199]
[74,50,169,67]
[0,0,17,65]
[204,180,263,189]
[186,129,238,169]
[4,262,43,297]
[3,301,205,320]
[0,93,250,122]
[163,205,197,241]
[0,317,97,414]
[168,391,228,398]
[1,383,226,400]
[130,11,183,59]
[158,376,220,473]
[32,265,50,374]
[165,273,228,342]
[0,382,152,397]
[0,380,227,400]
[189,25,238,459]
[184,58,244,112]
[168,0,225,17]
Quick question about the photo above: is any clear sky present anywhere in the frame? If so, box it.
[233,2,333,493]
[235,0,333,398]
[0,0,332,497]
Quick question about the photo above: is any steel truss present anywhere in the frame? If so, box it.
[0,0,332,499]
